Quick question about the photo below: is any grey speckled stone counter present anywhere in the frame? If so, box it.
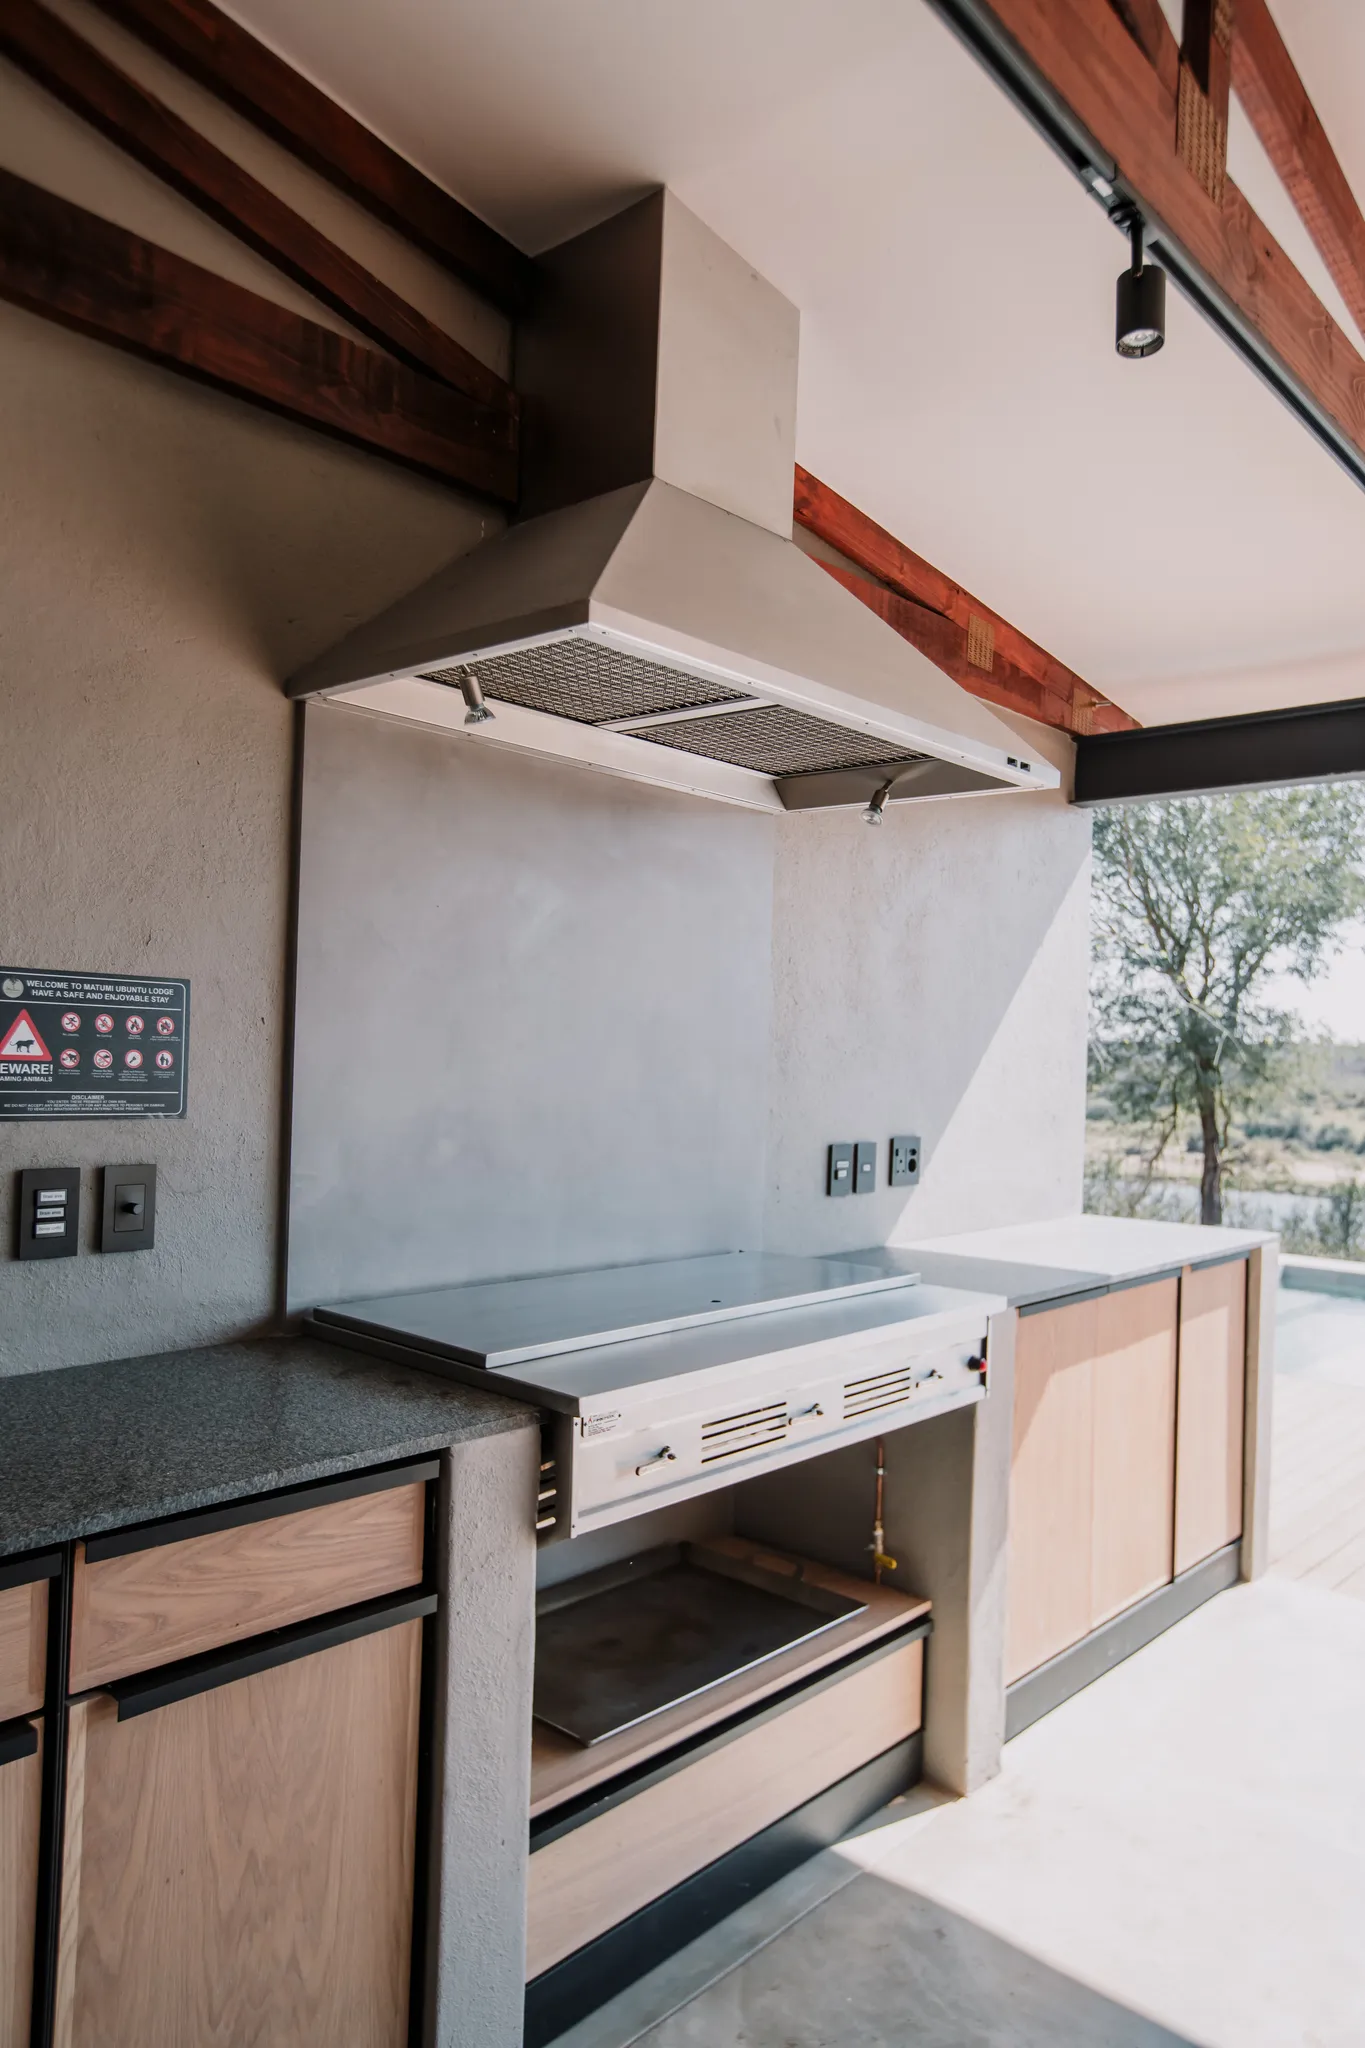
[0,1334,536,1558]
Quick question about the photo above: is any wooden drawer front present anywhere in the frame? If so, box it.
[0,1580,47,1720]
[1,1724,42,2048]
[71,1482,426,1691]
[526,1638,922,1980]
[1175,1260,1247,1576]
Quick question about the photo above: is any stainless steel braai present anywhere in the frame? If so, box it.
[309,1252,1003,1540]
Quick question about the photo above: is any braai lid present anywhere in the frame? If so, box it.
[312,1250,920,1369]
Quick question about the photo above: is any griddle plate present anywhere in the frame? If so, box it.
[534,1547,865,1746]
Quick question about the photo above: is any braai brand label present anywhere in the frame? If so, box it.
[0,969,189,1119]
[581,1411,623,1439]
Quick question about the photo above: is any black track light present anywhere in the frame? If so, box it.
[1116,215,1166,359]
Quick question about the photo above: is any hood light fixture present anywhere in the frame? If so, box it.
[458,669,495,725]
[1116,214,1166,359]
[864,778,895,827]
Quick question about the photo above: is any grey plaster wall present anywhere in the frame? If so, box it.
[288,704,776,1307]
[0,59,504,1373]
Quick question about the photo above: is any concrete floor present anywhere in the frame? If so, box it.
[552,1285,1365,2048]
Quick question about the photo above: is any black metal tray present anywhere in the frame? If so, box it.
[533,1543,867,1746]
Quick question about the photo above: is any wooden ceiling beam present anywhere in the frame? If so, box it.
[1105,0,1178,96]
[89,0,536,312]
[794,467,1137,738]
[1229,0,1365,345]
[0,0,515,414]
[0,167,518,500]
[931,0,1365,487]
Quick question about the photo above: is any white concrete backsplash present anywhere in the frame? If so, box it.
[763,790,1092,1252]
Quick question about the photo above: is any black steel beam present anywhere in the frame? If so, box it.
[1073,696,1365,804]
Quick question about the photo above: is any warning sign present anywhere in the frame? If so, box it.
[0,1011,51,1062]
[0,969,189,1120]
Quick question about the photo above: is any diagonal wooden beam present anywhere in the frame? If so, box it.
[1105,0,1178,95]
[0,167,518,500]
[794,467,1137,738]
[89,0,536,312]
[1230,0,1365,345]
[928,0,1365,488]
[0,0,515,413]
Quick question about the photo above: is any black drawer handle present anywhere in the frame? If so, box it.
[84,1457,440,1562]
[106,1587,438,1721]
[0,1550,61,1594]
[0,1717,39,1768]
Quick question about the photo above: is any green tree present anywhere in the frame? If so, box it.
[1090,787,1365,1225]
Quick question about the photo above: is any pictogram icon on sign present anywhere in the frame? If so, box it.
[60,1049,80,1070]
[0,1011,51,1061]
[155,1049,174,1071]
[94,1014,113,1034]
[93,1048,113,1070]
[61,1012,81,1033]
[125,1049,143,1069]
[126,1015,145,1035]
[156,1016,176,1035]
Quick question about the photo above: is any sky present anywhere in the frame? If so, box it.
[1262,919,1365,1042]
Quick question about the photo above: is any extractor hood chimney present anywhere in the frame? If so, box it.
[288,190,1059,813]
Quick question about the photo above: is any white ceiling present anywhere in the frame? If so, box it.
[228,0,1365,724]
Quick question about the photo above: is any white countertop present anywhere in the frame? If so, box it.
[859,1214,1276,1310]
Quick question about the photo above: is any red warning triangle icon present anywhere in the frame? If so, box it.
[0,1010,51,1060]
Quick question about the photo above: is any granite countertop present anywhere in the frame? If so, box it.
[0,1334,536,1559]
[857,1215,1276,1310]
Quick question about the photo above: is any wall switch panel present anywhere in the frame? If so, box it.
[827,1143,854,1197]
[17,1167,80,1259]
[100,1163,156,1253]
[889,1134,921,1187]
[854,1141,877,1193]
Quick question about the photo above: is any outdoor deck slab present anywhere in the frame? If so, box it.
[0,1335,534,1556]
[602,1576,1365,2048]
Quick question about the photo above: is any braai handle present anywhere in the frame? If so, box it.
[634,1446,678,1477]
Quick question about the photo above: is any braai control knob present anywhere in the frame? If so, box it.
[635,1446,678,1476]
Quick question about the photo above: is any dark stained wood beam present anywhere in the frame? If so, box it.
[794,467,1137,739]
[930,0,1365,487]
[0,0,515,413]
[1230,0,1365,345]
[0,167,518,500]
[89,0,536,312]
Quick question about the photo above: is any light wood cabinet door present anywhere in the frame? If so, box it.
[1174,1260,1248,1576]
[0,1577,48,1719]
[0,1722,42,2048]
[1006,1297,1098,1683]
[1091,1281,1178,1627]
[55,1618,423,2048]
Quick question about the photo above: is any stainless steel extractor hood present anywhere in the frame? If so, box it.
[289,191,1060,814]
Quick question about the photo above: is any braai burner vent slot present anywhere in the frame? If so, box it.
[843,1367,913,1420]
[421,641,747,726]
[701,1402,791,1463]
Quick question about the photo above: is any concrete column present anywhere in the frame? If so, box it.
[1241,1242,1279,1582]
[426,1420,540,2048]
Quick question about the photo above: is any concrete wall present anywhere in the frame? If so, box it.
[288,703,776,1307]
[0,51,503,1374]
[288,711,1089,1313]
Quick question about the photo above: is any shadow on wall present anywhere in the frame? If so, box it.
[763,789,1092,1252]
[627,1870,1197,2046]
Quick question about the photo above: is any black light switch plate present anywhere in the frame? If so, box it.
[890,1134,922,1187]
[854,1141,877,1194]
[17,1167,80,1259]
[101,1163,156,1253]
[827,1143,854,1197]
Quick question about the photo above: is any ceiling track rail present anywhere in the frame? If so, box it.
[920,0,1365,498]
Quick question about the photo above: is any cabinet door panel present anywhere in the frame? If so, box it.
[1091,1280,1178,1627]
[55,1621,422,2048]
[71,1481,425,1690]
[1174,1260,1247,1576]
[1007,1298,1097,1683]
[0,1579,47,1719]
[0,1726,41,2048]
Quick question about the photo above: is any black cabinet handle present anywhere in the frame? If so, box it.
[0,1717,39,1768]
[0,1550,61,1593]
[106,1587,438,1721]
